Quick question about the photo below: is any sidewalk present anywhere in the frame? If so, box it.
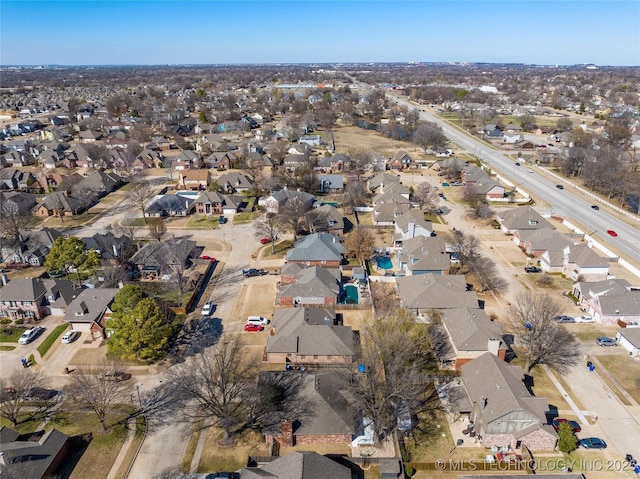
[106,418,138,479]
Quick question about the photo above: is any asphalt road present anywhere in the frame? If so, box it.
[391,95,640,266]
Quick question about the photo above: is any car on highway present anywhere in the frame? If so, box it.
[61,330,78,344]
[18,327,43,345]
[555,315,575,323]
[551,418,581,433]
[591,205,599,210]
[259,237,272,244]
[201,302,214,316]
[575,315,594,323]
[243,323,264,332]
[524,266,541,273]
[527,169,534,173]
[580,437,607,449]
[243,268,268,277]
[596,337,617,347]
[607,230,618,237]
[515,162,520,166]
[556,184,564,189]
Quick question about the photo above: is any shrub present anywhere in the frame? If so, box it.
[0,319,11,325]
[536,274,553,288]
[557,422,578,453]
[14,318,24,325]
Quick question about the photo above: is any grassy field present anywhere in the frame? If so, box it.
[0,326,27,342]
[595,354,640,404]
[37,323,69,358]
[187,214,219,229]
[195,428,268,473]
[571,324,615,342]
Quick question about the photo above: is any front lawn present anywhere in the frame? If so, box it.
[261,240,294,258]
[595,354,640,404]
[233,211,260,224]
[187,214,219,229]
[37,323,69,358]
[195,427,268,473]
[0,326,28,343]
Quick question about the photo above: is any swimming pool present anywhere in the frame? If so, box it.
[343,284,359,304]
[376,256,393,270]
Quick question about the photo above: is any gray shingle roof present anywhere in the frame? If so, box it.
[241,451,351,479]
[441,308,504,352]
[64,288,118,324]
[286,233,345,262]
[396,274,479,310]
[497,206,554,232]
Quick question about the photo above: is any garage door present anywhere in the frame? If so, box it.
[70,322,92,332]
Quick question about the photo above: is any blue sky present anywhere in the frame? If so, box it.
[1,1,639,66]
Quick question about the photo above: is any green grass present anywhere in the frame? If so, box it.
[27,353,36,366]
[0,327,28,343]
[0,415,42,434]
[261,240,294,258]
[0,345,16,351]
[233,211,260,224]
[37,323,69,357]
[187,214,219,229]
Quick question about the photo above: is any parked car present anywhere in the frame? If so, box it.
[243,268,267,277]
[201,255,216,262]
[515,162,521,166]
[102,372,132,382]
[591,205,599,210]
[607,230,618,237]
[575,315,594,323]
[201,302,214,316]
[26,387,59,402]
[218,215,228,224]
[441,182,450,187]
[247,316,270,326]
[18,327,43,345]
[555,315,575,323]
[524,266,541,273]
[551,418,581,433]
[244,323,264,332]
[259,237,272,244]
[61,330,78,344]
[596,337,617,347]
[580,437,607,449]
[556,184,564,189]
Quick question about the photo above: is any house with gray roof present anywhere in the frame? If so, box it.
[64,287,119,339]
[259,370,355,448]
[367,172,401,194]
[81,231,135,266]
[285,233,345,267]
[1,227,62,266]
[573,279,640,325]
[317,174,344,193]
[496,206,554,235]
[396,274,480,315]
[215,171,253,194]
[437,308,506,369]
[275,266,341,307]
[71,170,122,199]
[129,238,196,279]
[240,451,351,479]
[616,328,640,358]
[318,152,351,172]
[310,204,345,236]
[265,308,354,364]
[372,201,410,226]
[0,278,77,320]
[145,194,194,217]
[461,353,557,451]
[396,236,450,275]
[514,228,572,258]
[0,191,37,216]
[263,189,316,214]
[0,426,69,479]
[194,191,245,216]
[33,192,84,217]
[562,243,609,282]
[394,209,434,245]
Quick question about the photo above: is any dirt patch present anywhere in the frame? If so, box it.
[333,125,426,159]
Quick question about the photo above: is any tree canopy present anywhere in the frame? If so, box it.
[44,236,100,281]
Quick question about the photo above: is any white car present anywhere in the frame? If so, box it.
[201,302,214,316]
[575,315,594,323]
[61,330,78,343]
[246,315,270,326]
[18,327,42,345]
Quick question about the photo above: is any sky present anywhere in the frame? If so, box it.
[1,1,639,66]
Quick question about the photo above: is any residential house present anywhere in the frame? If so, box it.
[205,151,236,170]
[0,227,62,266]
[572,279,640,325]
[514,228,572,257]
[134,148,164,169]
[396,236,450,275]
[318,153,351,172]
[193,191,244,216]
[372,202,410,226]
[275,266,341,306]
[367,172,401,194]
[71,170,122,199]
[460,164,505,199]
[431,157,468,177]
[299,134,321,146]
[145,194,195,217]
[64,288,119,339]
[283,154,309,171]
[616,328,640,358]
[483,124,503,139]
[461,353,557,451]
[0,278,76,320]
[240,451,351,479]
[285,233,345,267]
[81,232,135,266]
[396,274,480,316]
[263,189,316,215]
[317,174,344,193]
[0,191,37,216]
[265,308,354,364]
[33,192,84,217]
[394,209,433,245]
[0,427,69,479]
[372,181,410,203]
[259,370,355,447]
[311,204,345,236]
[148,136,172,151]
[515,139,536,149]
[437,308,506,369]
[245,151,274,169]
[0,149,36,167]
[215,171,253,194]
[0,168,36,191]
[562,243,609,282]
[129,238,196,279]
[496,206,554,235]
[388,150,414,170]
[78,130,101,142]
[173,151,202,171]
[177,169,210,190]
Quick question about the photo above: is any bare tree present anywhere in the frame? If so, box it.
[0,369,53,427]
[344,228,376,267]
[63,360,132,431]
[346,309,440,444]
[0,200,34,242]
[371,282,399,317]
[125,176,157,224]
[448,231,481,273]
[280,196,313,242]
[413,122,447,152]
[461,183,493,218]
[412,182,440,214]
[511,291,581,373]
[347,147,371,179]
[115,216,139,247]
[166,335,255,442]
[163,237,195,303]
[148,217,167,242]
[468,256,508,292]
[341,181,369,215]
[254,213,288,254]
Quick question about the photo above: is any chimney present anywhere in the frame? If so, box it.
[279,420,294,447]
[487,338,502,357]
[0,274,7,286]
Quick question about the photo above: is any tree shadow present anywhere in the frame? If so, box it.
[170,317,224,362]
[55,433,93,479]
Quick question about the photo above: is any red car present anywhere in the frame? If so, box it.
[244,323,264,332]
[551,418,581,433]
[606,230,617,237]
[201,255,216,262]
[260,237,272,244]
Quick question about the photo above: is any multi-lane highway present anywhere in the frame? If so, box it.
[391,95,640,266]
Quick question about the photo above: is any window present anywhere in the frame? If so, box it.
[313,355,318,360]
[300,355,306,359]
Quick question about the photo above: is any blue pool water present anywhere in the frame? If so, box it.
[376,256,393,270]
[343,284,359,304]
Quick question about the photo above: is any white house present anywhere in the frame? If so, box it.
[616,328,640,358]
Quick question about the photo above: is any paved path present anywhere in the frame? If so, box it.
[106,418,137,479]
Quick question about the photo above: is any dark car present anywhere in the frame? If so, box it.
[596,337,617,347]
[524,266,541,273]
[242,268,267,277]
[555,315,575,323]
[26,388,59,402]
[551,418,581,433]
[556,184,564,189]
[580,437,607,449]
[591,205,600,210]
[218,215,227,224]
[515,162,521,166]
